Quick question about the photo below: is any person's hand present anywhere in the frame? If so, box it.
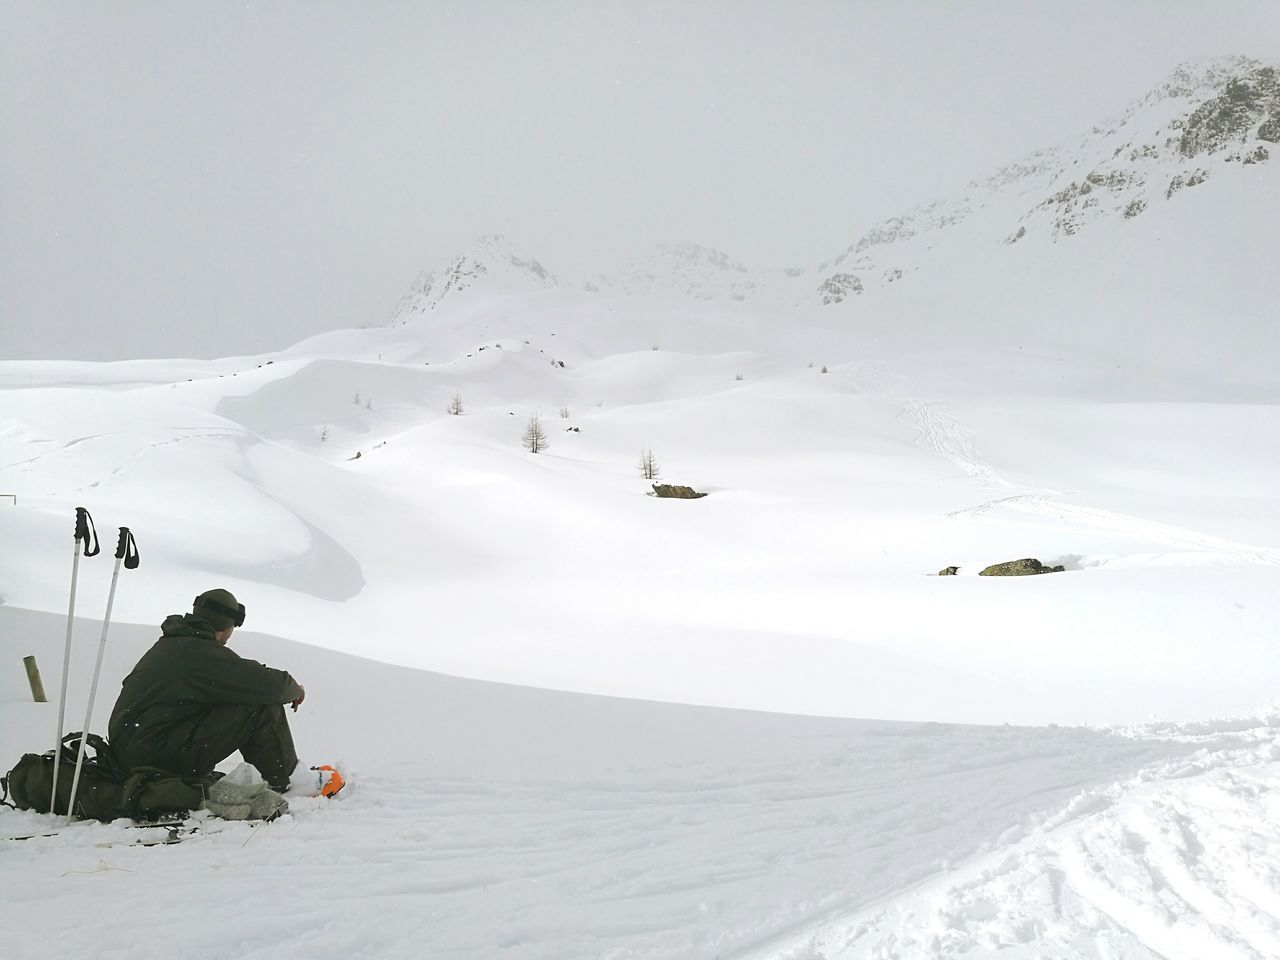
[291,686,305,712]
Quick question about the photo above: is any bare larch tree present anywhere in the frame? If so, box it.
[523,414,548,453]
[638,449,661,480]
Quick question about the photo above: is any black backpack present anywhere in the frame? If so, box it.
[2,732,207,822]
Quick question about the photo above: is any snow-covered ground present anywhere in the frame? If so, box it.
[3,59,1280,958]
[4,609,1279,959]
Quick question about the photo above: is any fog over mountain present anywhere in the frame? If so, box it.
[3,1,1279,360]
[398,55,1280,311]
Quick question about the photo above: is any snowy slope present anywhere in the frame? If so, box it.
[3,608,1277,960]
[3,334,1275,725]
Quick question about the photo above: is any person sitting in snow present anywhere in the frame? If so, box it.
[108,588,305,816]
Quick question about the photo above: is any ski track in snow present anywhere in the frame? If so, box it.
[900,397,1022,493]
[0,428,248,495]
[844,363,1280,567]
[2,721,1247,960]
[735,729,1280,960]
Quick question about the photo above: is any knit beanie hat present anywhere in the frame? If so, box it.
[192,588,245,631]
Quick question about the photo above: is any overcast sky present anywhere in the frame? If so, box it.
[3,1,1278,361]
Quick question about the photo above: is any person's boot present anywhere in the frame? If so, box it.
[202,763,289,821]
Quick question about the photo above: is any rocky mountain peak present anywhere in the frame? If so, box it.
[389,234,559,325]
[1179,64,1280,157]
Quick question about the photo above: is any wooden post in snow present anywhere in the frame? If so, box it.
[23,655,47,702]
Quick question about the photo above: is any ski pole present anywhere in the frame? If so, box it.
[51,507,99,815]
[66,526,138,822]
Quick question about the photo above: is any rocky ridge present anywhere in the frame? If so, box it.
[818,57,1277,292]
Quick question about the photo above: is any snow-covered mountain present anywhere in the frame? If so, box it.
[818,58,1278,288]
[810,56,1278,305]
[389,58,1278,316]
[389,233,560,323]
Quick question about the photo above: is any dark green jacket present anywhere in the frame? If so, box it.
[108,614,303,768]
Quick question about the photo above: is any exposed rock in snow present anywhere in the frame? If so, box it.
[1180,64,1280,156]
[978,558,1066,576]
[818,271,864,305]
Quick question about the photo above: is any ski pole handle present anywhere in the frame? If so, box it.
[75,507,100,557]
[115,527,139,569]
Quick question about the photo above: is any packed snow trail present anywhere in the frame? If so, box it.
[3,609,1274,960]
[0,722,1229,960]
[740,728,1280,960]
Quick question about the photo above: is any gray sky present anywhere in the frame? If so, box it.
[3,1,1278,360]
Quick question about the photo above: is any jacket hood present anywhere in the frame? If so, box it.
[160,613,218,641]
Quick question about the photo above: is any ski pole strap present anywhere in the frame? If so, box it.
[115,527,140,570]
[75,507,100,557]
[59,731,123,778]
